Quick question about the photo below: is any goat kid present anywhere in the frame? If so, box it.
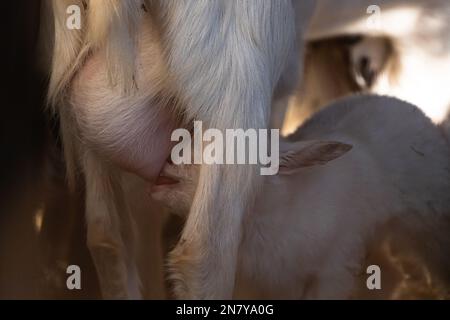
[152,95,450,299]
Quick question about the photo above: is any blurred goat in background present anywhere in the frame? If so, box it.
[283,0,450,135]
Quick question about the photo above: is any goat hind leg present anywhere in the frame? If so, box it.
[162,0,297,299]
[84,151,141,299]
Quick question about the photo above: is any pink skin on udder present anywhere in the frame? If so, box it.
[114,112,177,183]
[70,54,178,185]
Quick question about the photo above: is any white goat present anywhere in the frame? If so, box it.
[44,0,315,298]
[306,0,450,124]
[151,95,450,299]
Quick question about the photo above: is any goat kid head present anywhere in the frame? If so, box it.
[150,140,352,216]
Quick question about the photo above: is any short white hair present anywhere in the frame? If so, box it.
[47,0,143,109]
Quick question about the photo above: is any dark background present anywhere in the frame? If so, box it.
[0,1,100,299]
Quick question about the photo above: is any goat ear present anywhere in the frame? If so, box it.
[279,141,352,175]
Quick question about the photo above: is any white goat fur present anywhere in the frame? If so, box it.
[152,95,450,299]
[45,0,315,298]
[305,0,450,124]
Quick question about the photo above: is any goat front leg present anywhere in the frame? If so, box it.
[159,0,297,299]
